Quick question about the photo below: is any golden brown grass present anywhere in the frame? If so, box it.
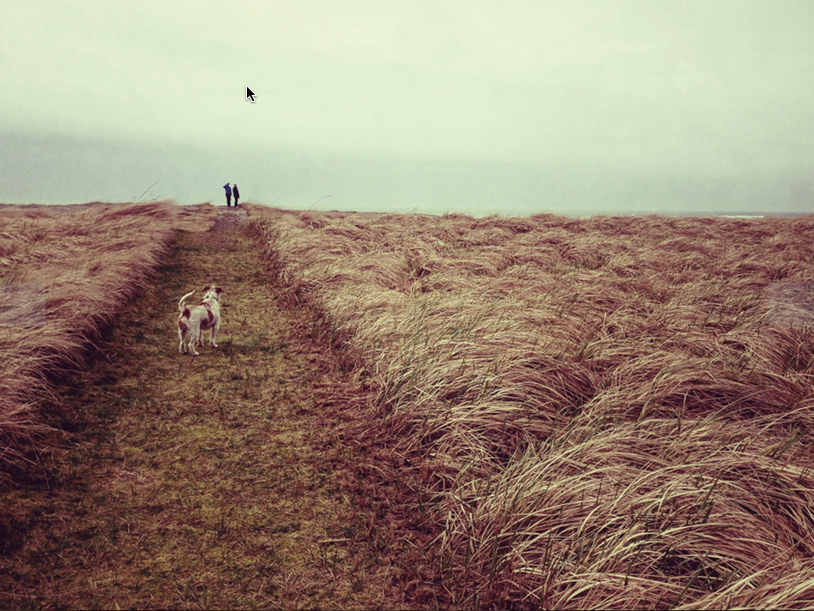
[0,202,175,471]
[247,204,814,609]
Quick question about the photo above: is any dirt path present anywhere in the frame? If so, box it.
[0,209,436,609]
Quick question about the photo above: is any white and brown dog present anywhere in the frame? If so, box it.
[177,285,224,355]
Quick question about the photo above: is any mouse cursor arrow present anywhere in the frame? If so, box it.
[246,86,256,102]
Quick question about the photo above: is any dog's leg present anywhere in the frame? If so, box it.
[178,322,188,353]
[190,328,201,356]
[210,321,219,347]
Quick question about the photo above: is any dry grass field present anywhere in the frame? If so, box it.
[3,200,814,608]
[247,204,814,609]
[0,202,175,471]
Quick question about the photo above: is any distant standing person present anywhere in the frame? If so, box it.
[223,183,232,206]
[232,183,240,207]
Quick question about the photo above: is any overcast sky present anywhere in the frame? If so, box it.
[1,1,813,215]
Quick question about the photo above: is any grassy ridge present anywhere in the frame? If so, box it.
[247,205,814,609]
[0,202,175,470]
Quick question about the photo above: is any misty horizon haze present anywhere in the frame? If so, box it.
[1,1,812,216]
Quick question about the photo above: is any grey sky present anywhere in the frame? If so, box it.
[1,1,813,214]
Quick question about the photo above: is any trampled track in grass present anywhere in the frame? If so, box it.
[0,208,436,610]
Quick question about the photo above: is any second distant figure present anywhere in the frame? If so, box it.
[223,183,232,206]
[233,184,240,207]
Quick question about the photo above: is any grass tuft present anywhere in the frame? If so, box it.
[0,202,176,472]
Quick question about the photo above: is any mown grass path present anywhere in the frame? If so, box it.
[0,210,433,609]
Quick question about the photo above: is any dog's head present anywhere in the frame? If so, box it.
[202,285,224,302]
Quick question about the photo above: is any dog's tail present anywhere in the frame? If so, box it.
[178,291,195,313]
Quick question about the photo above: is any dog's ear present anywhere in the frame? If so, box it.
[203,285,211,292]
[215,287,224,294]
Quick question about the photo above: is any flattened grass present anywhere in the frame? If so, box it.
[248,204,814,609]
[0,202,175,471]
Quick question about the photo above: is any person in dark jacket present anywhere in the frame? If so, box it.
[223,183,232,206]
[233,184,240,207]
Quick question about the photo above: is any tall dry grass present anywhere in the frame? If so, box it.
[248,204,814,609]
[0,202,175,470]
